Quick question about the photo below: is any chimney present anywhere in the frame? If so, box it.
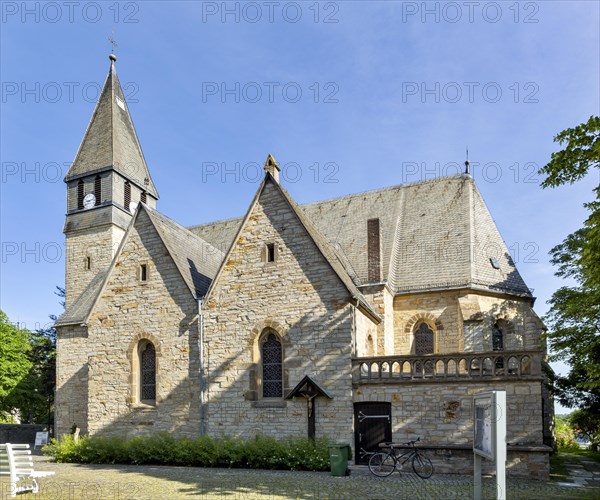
[264,154,280,183]
[367,218,382,282]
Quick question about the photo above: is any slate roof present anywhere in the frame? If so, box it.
[64,56,159,198]
[55,269,108,327]
[143,205,224,298]
[190,174,531,298]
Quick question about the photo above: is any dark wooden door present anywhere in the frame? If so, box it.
[354,402,392,465]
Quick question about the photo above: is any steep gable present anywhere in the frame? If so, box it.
[56,204,223,327]
[205,174,379,322]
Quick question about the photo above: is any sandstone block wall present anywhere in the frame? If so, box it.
[203,180,370,442]
[65,225,124,307]
[393,291,543,355]
[61,209,201,437]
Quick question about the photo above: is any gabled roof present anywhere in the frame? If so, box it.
[55,269,108,327]
[143,205,224,298]
[56,204,223,327]
[64,55,158,198]
[285,375,333,400]
[204,173,381,322]
[190,174,532,298]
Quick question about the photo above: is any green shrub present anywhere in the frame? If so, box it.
[43,433,331,471]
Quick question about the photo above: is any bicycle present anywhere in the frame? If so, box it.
[368,437,434,479]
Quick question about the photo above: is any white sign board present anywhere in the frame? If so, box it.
[474,393,494,459]
[34,431,49,449]
[473,391,506,500]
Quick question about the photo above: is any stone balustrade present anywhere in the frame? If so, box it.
[353,350,543,383]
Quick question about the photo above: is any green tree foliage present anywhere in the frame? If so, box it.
[569,409,600,452]
[0,287,62,425]
[0,310,33,419]
[540,115,600,414]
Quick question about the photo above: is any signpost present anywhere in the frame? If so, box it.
[473,391,506,500]
[34,431,49,449]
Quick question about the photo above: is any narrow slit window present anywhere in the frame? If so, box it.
[77,180,84,210]
[124,181,131,210]
[266,243,275,263]
[140,264,148,282]
[94,175,101,205]
[85,256,91,271]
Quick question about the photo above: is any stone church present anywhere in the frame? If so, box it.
[55,55,553,478]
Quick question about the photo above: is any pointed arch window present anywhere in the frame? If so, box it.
[414,322,434,355]
[139,341,156,403]
[414,322,434,375]
[261,332,282,398]
[77,180,84,210]
[94,175,101,206]
[124,181,131,210]
[492,323,504,351]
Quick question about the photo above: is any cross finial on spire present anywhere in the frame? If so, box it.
[465,147,470,175]
[108,31,118,62]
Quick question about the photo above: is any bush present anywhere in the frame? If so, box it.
[42,433,331,471]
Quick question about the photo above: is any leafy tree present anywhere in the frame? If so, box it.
[540,115,600,414]
[569,409,600,452]
[0,286,63,425]
[0,310,33,420]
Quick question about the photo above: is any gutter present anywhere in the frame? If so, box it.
[198,298,205,436]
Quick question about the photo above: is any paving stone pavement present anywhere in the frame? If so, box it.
[0,454,598,499]
[556,452,600,491]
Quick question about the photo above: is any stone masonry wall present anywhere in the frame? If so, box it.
[204,179,370,442]
[65,225,124,307]
[354,380,549,478]
[83,209,201,437]
[393,291,543,355]
[55,325,90,437]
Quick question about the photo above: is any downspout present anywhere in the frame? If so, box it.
[197,298,205,436]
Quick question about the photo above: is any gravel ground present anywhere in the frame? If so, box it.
[0,454,596,499]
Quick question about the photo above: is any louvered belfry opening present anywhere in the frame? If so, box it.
[94,175,101,206]
[367,218,382,282]
[124,181,131,209]
[77,180,84,209]
[141,191,147,204]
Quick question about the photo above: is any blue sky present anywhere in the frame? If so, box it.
[1,1,598,411]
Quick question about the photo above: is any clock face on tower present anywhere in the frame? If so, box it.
[83,193,96,209]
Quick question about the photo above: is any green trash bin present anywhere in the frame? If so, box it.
[329,443,352,476]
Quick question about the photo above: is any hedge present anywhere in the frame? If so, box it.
[42,433,331,471]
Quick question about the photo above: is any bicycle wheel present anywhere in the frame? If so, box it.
[412,452,433,478]
[368,452,396,477]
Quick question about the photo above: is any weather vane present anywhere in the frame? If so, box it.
[465,147,471,175]
[108,32,118,54]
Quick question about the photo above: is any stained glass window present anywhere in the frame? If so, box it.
[262,333,282,398]
[140,342,156,402]
[415,323,434,355]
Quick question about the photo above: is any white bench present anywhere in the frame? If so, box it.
[0,443,55,498]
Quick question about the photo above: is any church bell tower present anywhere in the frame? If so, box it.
[63,53,158,307]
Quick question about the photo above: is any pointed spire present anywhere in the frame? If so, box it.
[264,153,280,183]
[64,54,158,199]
